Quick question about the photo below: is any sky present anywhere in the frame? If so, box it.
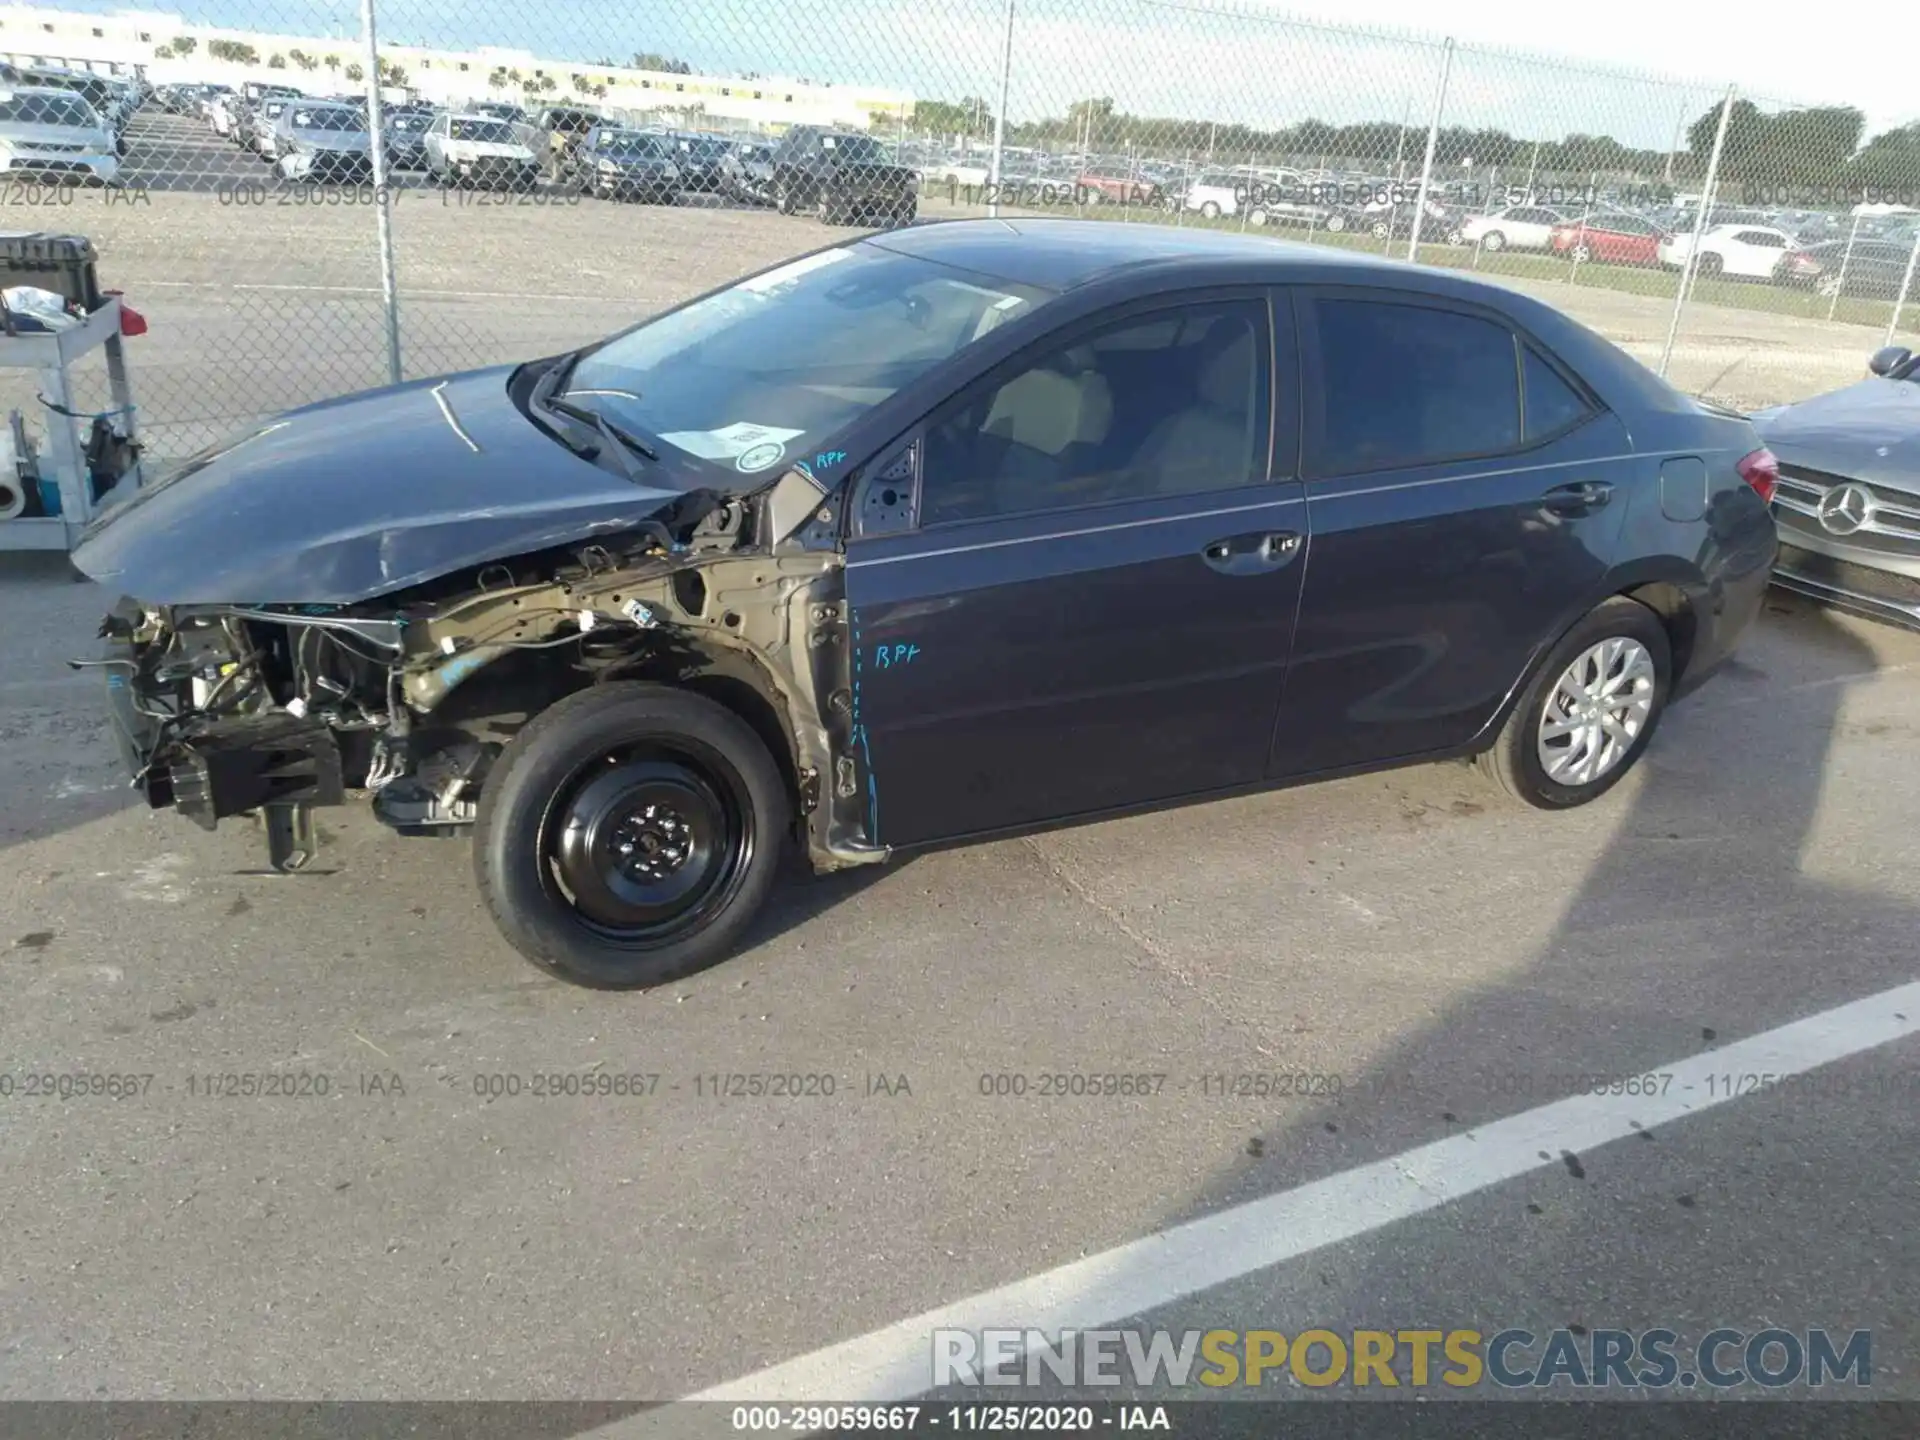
[81,0,1920,148]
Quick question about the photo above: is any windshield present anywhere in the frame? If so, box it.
[822,134,885,163]
[603,132,665,158]
[290,107,359,131]
[390,113,430,132]
[562,245,1047,479]
[450,118,514,144]
[0,91,98,127]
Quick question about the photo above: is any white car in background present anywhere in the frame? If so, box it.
[209,92,236,137]
[930,158,990,187]
[422,112,542,190]
[1458,204,1567,252]
[1180,170,1247,219]
[1659,223,1798,279]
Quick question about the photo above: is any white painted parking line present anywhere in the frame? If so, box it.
[649,979,1920,1410]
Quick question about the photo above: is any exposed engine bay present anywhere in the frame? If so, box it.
[84,469,883,876]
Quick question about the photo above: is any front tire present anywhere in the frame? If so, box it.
[1481,229,1506,252]
[1476,597,1672,810]
[473,683,791,989]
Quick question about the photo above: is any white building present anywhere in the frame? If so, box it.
[0,4,915,133]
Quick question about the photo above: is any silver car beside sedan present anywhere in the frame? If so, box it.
[1751,344,1920,629]
[0,85,120,185]
[273,101,374,184]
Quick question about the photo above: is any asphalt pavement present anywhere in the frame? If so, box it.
[2,547,1917,1417]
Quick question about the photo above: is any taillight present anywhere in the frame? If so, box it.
[1736,447,1779,504]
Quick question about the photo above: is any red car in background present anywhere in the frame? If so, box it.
[1078,170,1159,206]
[1549,212,1667,266]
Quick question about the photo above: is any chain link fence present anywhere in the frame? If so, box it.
[2,0,1917,466]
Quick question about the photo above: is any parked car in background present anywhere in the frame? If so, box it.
[533,103,599,176]
[273,101,374,184]
[568,125,680,201]
[1550,212,1667,265]
[723,138,775,206]
[930,156,990,187]
[1751,345,1920,629]
[1658,223,1797,279]
[1244,189,1351,232]
[1778,234,1919,299]
[15,65,125,151]
[662,131,732,194]
[208,91,238,136]
[1178,170,1248,219]
[382,105,437,169]
[1459,205,1568,252]
[1077,168,1158,206]
[422,111,540,190]
[247,96,299,160]
[0,85,119,184]
[71,220,1778,989]
[1353,195,1458,243]
[770,124,917,225]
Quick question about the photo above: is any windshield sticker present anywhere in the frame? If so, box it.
[737,248,854,295]
[655,421,806,462]
[736,441,787,473]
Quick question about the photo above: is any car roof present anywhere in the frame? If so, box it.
[864,217,1438,292]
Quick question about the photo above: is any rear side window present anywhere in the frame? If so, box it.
[1522,347,1593,440]
[1309,298,1520,475]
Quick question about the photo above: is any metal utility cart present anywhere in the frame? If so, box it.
[0,233,144,553]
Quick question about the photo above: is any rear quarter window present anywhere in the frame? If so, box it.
[1308,298,1522,476]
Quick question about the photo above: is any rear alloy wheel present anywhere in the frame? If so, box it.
[1247,207,1268,227]
[1476,597,1672,809]
[1482,230,1506,252]
[1200,200,1222,219]
[474,684,790,988]
[1370,219,1390,239]
[1696,252,1723,278]
[1571,242,1592,264]
[1324,212,1346,233]
[1815,273,1843,299]
[774,178,795,215]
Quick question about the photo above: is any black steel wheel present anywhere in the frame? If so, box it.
[474,684,790,988]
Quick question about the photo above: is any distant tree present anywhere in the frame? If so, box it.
[630,51,693,74]
[591,84,607,99]
[378,58,407,86]
[1851,122,1920,191]
[488,66,509,90]
[324,54,340,70]
[345,62,364,82]
[207,39,259,64]
[172,35,197,55]
[267,53,286,68]
[152,41,174,58]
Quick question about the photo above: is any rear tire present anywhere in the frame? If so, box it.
[1476,597,1672,810]
[473,683,791,989]
[1482,229,1506,252]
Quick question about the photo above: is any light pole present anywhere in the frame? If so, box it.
[986,0,1013,217]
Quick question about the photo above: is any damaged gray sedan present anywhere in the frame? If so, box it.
[73,220,1777,987]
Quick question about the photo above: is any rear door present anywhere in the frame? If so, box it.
[1269,287,1635,778]
[843,291,1308,848]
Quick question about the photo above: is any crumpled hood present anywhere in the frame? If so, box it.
[71,365,688,605]
[1751,377,1920,491]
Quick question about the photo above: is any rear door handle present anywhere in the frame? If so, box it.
[1202,531,1303,576]
[1541,480,1614,514]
